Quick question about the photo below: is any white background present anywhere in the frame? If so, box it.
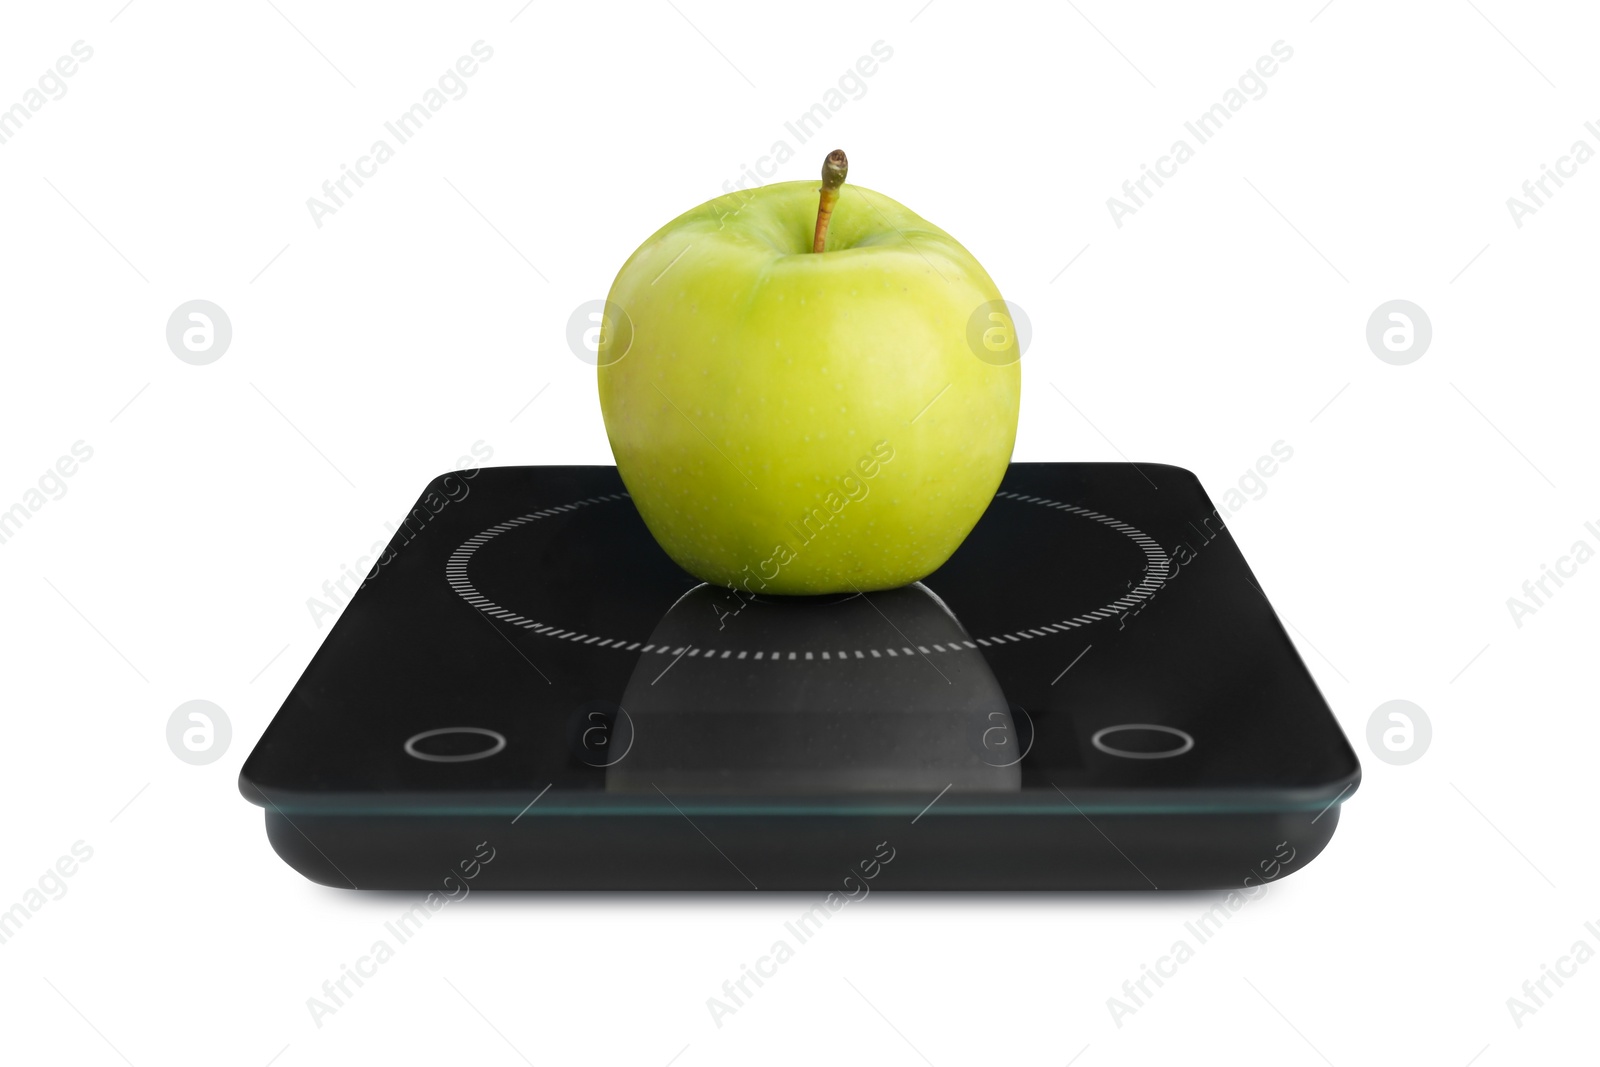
[2,1,1597,1063]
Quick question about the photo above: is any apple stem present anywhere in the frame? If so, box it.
[811,149,848,253]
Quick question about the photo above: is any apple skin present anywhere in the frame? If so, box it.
[598,179,1019,595]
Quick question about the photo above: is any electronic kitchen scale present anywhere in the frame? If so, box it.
[240,462,1359,891]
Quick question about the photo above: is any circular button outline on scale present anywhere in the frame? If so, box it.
[1091,723,1195,760]
[403,727,508,763]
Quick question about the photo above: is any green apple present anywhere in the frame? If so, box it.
[598,151,1020,595]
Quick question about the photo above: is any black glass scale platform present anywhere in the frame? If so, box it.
[240,463,1359,891]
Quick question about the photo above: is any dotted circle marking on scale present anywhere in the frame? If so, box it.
[445,491,1171,660]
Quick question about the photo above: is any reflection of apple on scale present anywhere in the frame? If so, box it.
[242,152,1358,890]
